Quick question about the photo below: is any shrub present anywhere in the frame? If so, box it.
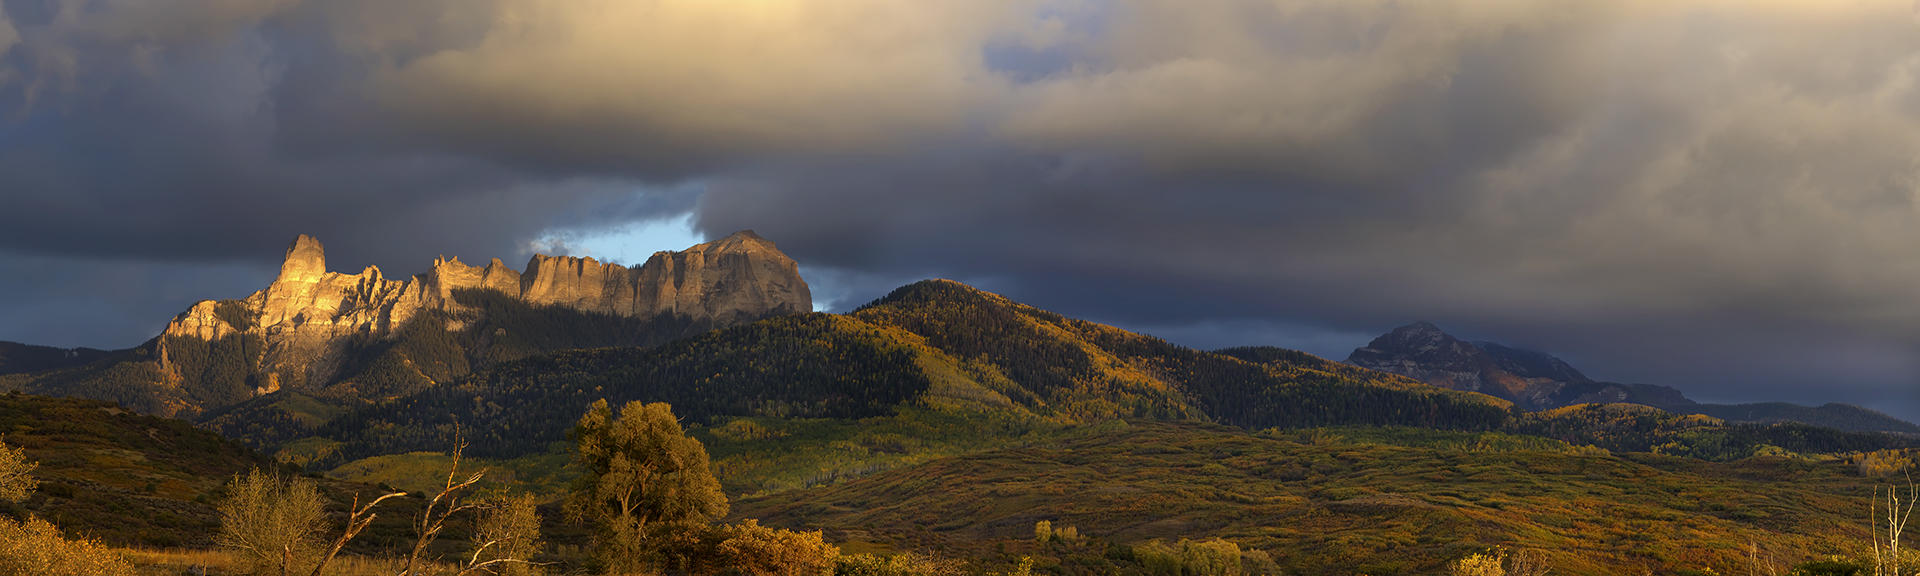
[1451,552,1506,576]
[0,436,133,576]
[1056,525,1081,544]
[473,493,545,576]
[1855,450,1915,478]
[834,552,967,576]
[709,519,840,576]
[1035,520,1082,546]
[216,468,328,575]
[1133,538,1245,576]
[0,436,35,503]
[1793,558,1865,576]
[0,515,136,576]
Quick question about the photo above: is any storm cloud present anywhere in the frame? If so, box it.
[0,0,1915,418]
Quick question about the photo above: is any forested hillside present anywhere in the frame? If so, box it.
[300,281,1519,472]
[282,279,1918,502]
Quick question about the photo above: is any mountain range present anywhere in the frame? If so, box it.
[1347,321,1919,434]
[2,231,1917,575]
[0,231,1912,457]
[0,231,809,421]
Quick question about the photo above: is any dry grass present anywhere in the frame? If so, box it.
[118,547,245,574]
[119,547,455,576]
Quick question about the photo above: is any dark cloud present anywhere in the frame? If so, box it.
[0,0,1915,419]
[698,1,1920,420]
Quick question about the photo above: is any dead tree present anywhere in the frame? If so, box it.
[398,430,545,576]
[307,490,407,576]
[1872,475,1917,576]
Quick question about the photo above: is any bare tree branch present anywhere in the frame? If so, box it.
[307,490,407,576]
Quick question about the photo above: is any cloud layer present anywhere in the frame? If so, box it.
[0,0,1915,417]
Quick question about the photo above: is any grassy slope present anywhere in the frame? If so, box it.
[0,392,494,561]
[736,420,1892,576]
[0,393,270,547]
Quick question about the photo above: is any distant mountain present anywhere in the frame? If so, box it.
[1,231,811,420]
[0,342,110,375]
[1347,322,1920,434]
[1693,402,1919,435]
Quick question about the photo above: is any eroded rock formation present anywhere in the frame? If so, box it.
[159,230,810,393]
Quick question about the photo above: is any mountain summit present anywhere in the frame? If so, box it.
[1348,322,1691,410]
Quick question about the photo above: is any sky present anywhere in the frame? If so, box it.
[0,0,1915,420]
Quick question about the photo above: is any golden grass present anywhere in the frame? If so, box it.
[118,547,453,576]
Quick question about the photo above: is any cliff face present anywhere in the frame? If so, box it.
[158,230,810,395]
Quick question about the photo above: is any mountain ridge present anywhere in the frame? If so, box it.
[2,231,812,420]
[291,279,1515,478]
[0,341,112,376]
[1346,322,1919,434]
[161,230,810,394]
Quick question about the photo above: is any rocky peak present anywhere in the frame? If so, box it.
[1348,322,1529,403]
[159,231,812,404]
[278,234,327,284]
[705,229,773,251]
[1347,322,1701,412]
[629,231,812,323]
[1350,322,1482,369]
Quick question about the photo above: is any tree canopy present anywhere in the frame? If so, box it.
[567,399,729,572]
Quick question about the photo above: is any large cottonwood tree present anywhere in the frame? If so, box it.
[566,399,728,572]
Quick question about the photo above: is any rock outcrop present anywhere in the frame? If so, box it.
[158,230,810,393]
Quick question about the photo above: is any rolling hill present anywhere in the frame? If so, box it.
[0,392,270,547]
[734,420,1892,576]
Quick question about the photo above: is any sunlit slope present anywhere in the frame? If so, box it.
[316,280,1511,463]
[849,279,1512,430]
[0,393,269,547]
[735,420,1883,576]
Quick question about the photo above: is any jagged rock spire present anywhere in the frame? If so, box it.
[279,234,327,283]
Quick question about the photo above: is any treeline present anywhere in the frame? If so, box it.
[0,349,174,416]
[1512,404,1920,460]
[853,280,1198,421]
[1086,336,1509,431]
[303,279,1916,468]
[852,280,1508,430]
[319,314,935,462]
[319,289,704,403]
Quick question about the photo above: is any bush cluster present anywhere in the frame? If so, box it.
[0,515,138,576]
